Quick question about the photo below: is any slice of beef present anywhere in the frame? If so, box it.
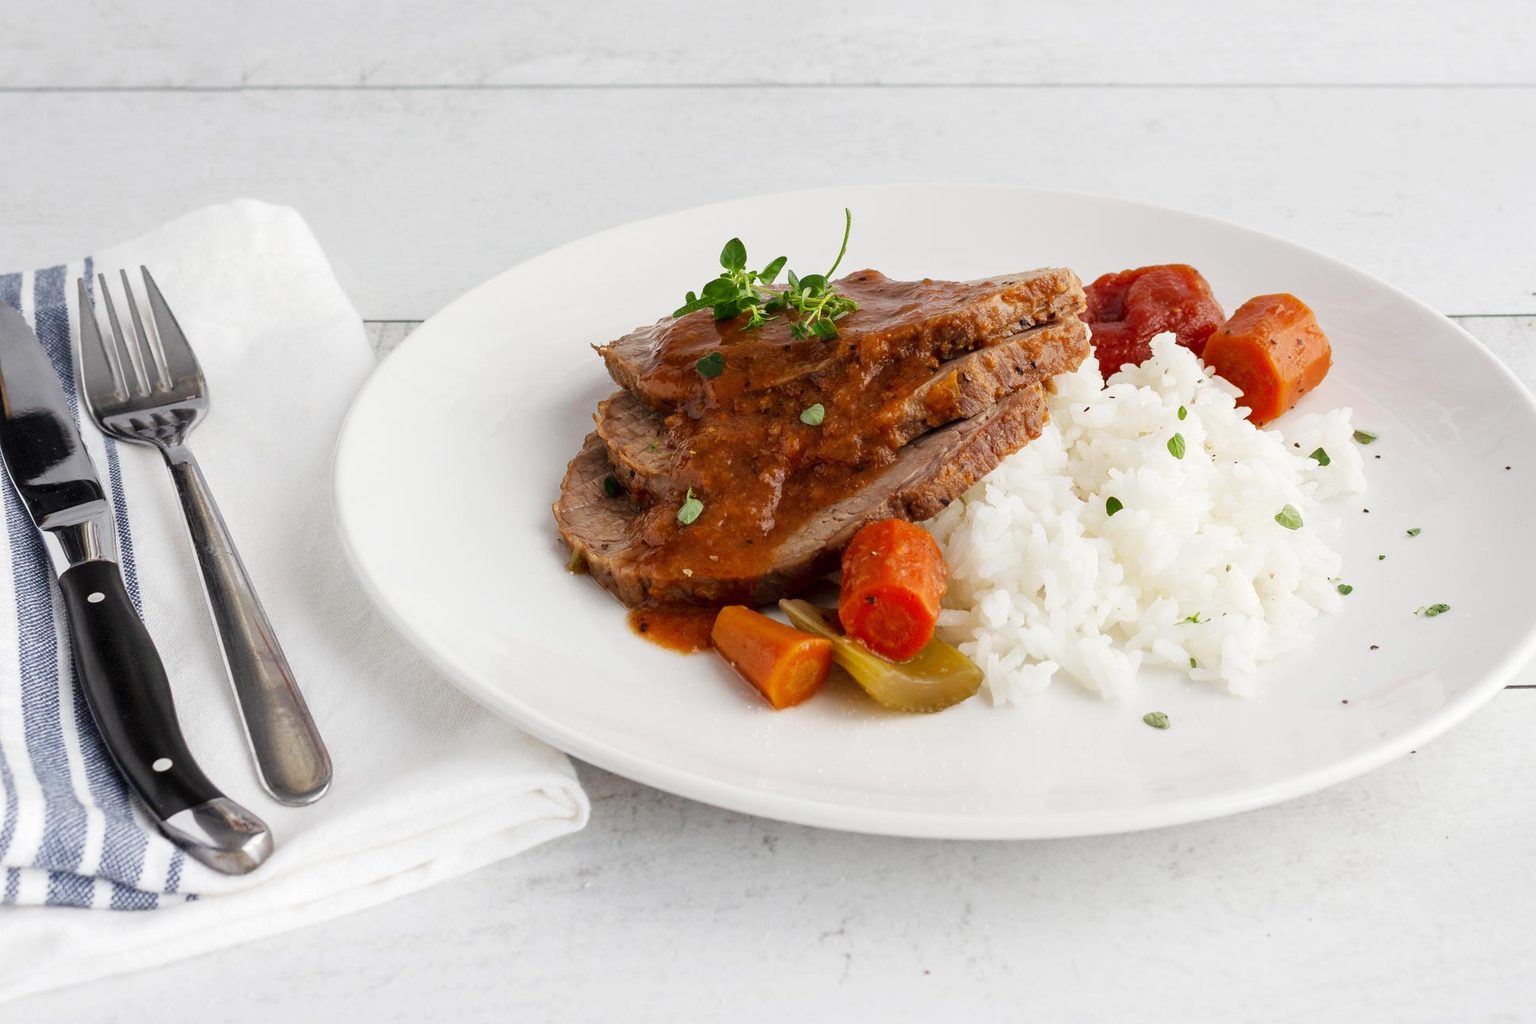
[596,316,1088,500]
[593,390,675,498]
[598,267,1085,415]
[555,385,1049,607]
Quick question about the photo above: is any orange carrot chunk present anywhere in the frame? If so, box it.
[711,605,833,710]
[1201,293,1332,426]
[838,519,948,662]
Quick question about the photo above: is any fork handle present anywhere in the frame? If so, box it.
[164,444,333,806]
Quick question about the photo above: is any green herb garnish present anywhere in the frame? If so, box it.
[1275,504,1303,530]
[1143,711,1170,730]
[1378,554,1386,560]
[782,209,859,339]
[1183,612,1206,624]
[800,403,826,426]
[1417,603,1450,618]
[695,351,725,378]
[1407,527,1421,537]
[1177,405,1188,421]
[673,210,859,340]
[1189,657,1197,669]
[1353,429,1378,445]
[673,240,784,326]
[1310,447,1331,466]
[1167,433,1187,460]
[1337,583,1353,595]
[602,475,621,498]
[1106,496,1124,517]
[677,488,703,526]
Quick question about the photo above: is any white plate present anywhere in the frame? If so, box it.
[334,185,1536,838]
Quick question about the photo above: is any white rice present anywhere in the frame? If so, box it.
[925,334,1366,703]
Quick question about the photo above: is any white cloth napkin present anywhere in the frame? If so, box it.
[0,201,589,1002]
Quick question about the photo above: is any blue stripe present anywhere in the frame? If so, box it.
[110,879,157,911]
[3,866,17,903]
[0,270,88,890]
[166,849,185,894]
[24,268,91,894]
[46,869,95,908]
[0,274,21,866]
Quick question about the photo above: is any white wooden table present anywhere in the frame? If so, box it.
[5,3,1535,1019]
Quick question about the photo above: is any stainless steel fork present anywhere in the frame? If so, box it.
[77,268,332,806]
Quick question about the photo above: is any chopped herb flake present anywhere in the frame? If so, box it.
[1337,583,1353,595]
[695,351,726,378]
[1177,405,1188,421]
[1418,603,1451,618]
[1183,612,1206,624]
[1143,711,1170,730]
[1378,554,1386,560]
[799,403,826,426]
[1407,527,1421,537]
[602,475,621,498]
[1106,496,1124,517]
[1167,433,1187,459]
[677,488,704,525]
[1275,504,1304,530]
[1353,429,1379,445]
[1189,656,1197,669]
[1310,447,1331,466]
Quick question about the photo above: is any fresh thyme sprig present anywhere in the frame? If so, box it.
[673,209,859,339]
[672,240,786,326]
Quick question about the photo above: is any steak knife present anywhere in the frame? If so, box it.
[0,302,272,874]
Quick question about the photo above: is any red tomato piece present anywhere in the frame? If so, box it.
[1084,264,1225,377]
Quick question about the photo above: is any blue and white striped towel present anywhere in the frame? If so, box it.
[0,263,184,910]
[0,201,588,1003]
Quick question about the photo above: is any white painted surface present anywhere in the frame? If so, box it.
[14,689,1536,1023]
[4,1,1532,86]
[1,87,1532,319]
[4,1,1535,1019]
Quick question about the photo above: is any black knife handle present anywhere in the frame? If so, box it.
[59,559,273,873]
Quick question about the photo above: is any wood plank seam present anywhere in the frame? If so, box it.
[3,83,1534,94]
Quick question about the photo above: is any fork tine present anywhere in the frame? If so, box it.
[119,268,171,391]
[98,273,150,397]
[139,267,202,385]
[76,277,127,402]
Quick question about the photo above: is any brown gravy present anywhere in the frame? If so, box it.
[627,606,718,653]
[617,271,1073,592]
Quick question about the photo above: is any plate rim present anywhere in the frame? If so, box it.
[333,182,1536,839]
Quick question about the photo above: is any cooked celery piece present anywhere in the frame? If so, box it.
[778,599,983,713]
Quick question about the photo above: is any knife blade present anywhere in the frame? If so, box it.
[0,301,272,875]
